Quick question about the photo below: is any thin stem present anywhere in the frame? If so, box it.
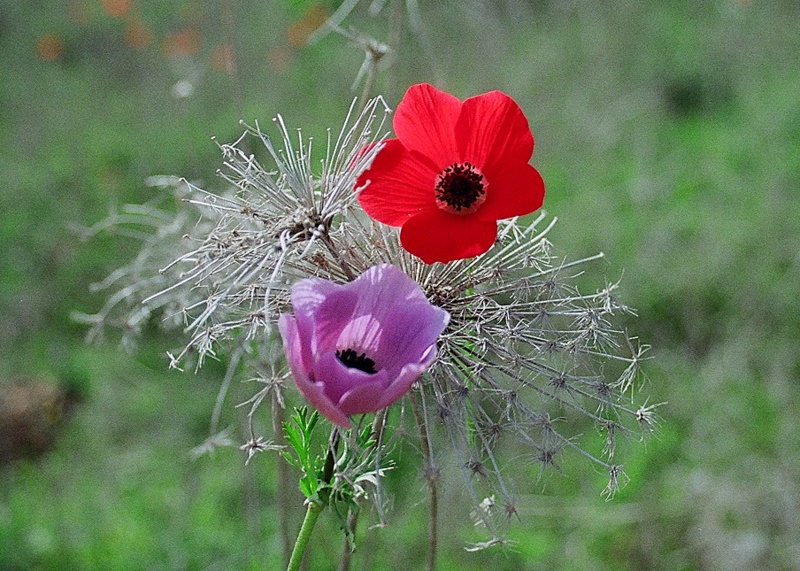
[411,391,438,571]
[355,41,387,118]
[357,56,379,117]
[338,509,359,571]
[286,501,324,571]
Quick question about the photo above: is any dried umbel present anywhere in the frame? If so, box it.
[79,87,655,546]
[75,96,392,365]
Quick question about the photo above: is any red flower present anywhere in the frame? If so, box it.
[356,83,545,264]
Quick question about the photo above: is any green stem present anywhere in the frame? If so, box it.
[287,501,324,571]
[286,430,339,570]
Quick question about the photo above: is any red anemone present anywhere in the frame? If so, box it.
[356,83,545,264]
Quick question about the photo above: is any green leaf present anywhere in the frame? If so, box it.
[282,407,326,500]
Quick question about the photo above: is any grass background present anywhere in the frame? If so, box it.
[1,0,799,569]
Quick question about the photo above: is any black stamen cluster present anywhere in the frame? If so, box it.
[336,348,378,374]
[435,163,485,212]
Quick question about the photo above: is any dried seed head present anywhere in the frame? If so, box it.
[79,94,655,544]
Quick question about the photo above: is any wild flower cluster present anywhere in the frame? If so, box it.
[77,85,655,547]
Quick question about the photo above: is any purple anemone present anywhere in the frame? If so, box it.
[278,264,450,428]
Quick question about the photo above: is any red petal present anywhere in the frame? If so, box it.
[400,210,497,263]
[357,139,438,226]
[393,83,462,165]
[455,90,534,171]
[477,163,545,221]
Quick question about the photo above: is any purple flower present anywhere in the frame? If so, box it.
[278,264,450,428]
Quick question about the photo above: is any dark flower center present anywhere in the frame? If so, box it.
[434,162,487,215]
[336,348,378,374]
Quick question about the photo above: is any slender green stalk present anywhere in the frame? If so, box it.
[286,428,340,571]
[287,501,324,571]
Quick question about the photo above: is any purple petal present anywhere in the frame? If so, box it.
[279,314,352,428]
[310,290,358,353]
[338,377,393,416]
[335,314,384,358]
[305,386,352,428]
[290,277,343,355]
[338,264,446,356]
[376,300,449,371]
[348,264,430,318]
[374,360,428,410]
[278,313,312,385]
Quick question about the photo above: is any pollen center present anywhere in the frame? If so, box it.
[434,163,487,215]
[336,348,378,374]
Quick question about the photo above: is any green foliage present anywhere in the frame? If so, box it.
[281,407,325,500]
[281,407,387,531]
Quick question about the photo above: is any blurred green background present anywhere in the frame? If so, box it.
[1,0,799,569]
